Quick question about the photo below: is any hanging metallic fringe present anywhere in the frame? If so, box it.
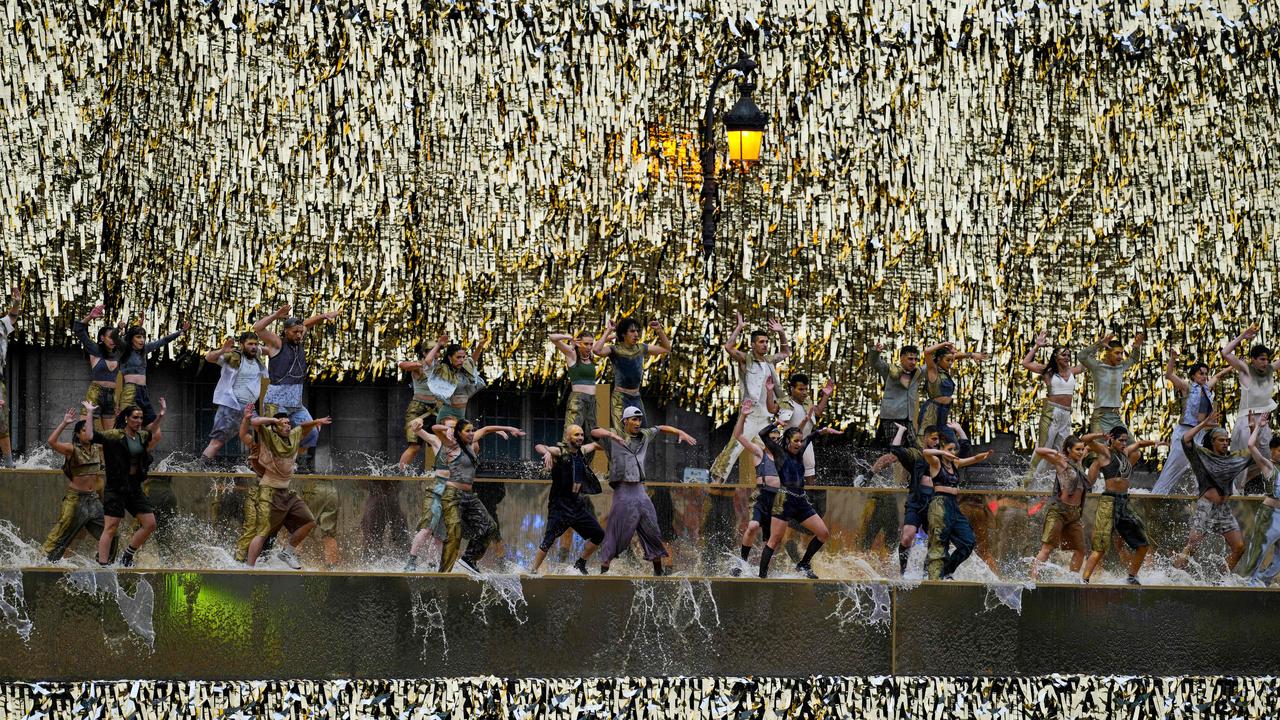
[2,0,1280,441]
[3,676,1280,719]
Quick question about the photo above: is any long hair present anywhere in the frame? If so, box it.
[93,326,119,359]
[115,404,144,430]
[116,326,146,368]
[1042,346,1070,380]
[453,419,479,466]
[1061,434,1084,454]
[442,344,465,368]
[781,426,804,455]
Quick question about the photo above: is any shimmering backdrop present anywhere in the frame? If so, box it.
[3,0,1280,444]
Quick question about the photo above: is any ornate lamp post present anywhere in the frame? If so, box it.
[699,55,769,258]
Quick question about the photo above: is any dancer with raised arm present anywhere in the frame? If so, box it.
[918,342,987,436]
[1079,332,1145,433]
[93,401,165,567]
[550,330,602,437]
[71,304,120,434]
[1172,410,1253,572]
[726,398,783,575]
[870,422,943,575]
[232,404,270,565]
[403,416,456,572]
[396,336,446,470]
[1221,326,1280,493]
[244,412,334,568]
[115,315,187,427]
[593,317,672,430]
[427,337,489,423]
[755,418,843,579]
[253,304,340,472]
[436,419,525,575]
[530,426,606,575]
[200,333,269,463]
[591,407,696,576]
[1241,417,1280,586]
[1029,434,1095,580]
[1022,331,1087,485]
[710,313,788,483]
[1080,427,1159,585]
[923,439,994,580]
[41,404,106,562]
[1152,350,1231,494]
[867,341,925,446]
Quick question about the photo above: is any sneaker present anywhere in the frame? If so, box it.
[652,561,664,577]
[796,564,818,580]
[729,567,743,577]
[573,558,588,575]
[278,546,302,570]
[599,564,610,575]
[1126,575,1141,586]
[119,548,137,568]
[455,557,480,576]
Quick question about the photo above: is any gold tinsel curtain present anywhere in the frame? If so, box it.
[1,0,1278,443]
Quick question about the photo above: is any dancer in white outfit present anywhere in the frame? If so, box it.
[1221,326,1280,493]
[1152,350,1231,494]
[1022,331,1086,487]
[709,312,789,483]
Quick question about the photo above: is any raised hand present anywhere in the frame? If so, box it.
[82,400,97,415]
[765,374,776,392]
[63,408,79,424]
[648,320,662,331]
[742,398,756,414]
[1243,325,1260,340]
[157,397,167,414]
[180,320,191,333]
[874,342,886,353]
[733,310,745,330]
[767,317,784,334]
[822,378,836,396]
[1034,330,1048,347]
[323,310,341,321]
[243,403,256,418]
[275,304,292,319]
[220,336,235,353]
[87,304,105,320]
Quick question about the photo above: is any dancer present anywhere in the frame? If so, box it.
[1241,418,1280,586]
[115,316,188,427]
[1029,434,1093,580]
[1172,410,1253,572]
[949,420,1002,576]
[867,341,925,445]
[868,424,943,574]
[726,398,783,576]
[437,418,525,574]
[1022,331,1087,485]
[550,330,601,436]
[244,411,334,568]
[1222,327,1280,493]
[709,313,789,483]
[923,438,994,580]
[41,405,106,562]
[780,373,837,480]
[1152,350,1231,494]
[232,403,271,565]
[397,336,446,470]
[200,333,269,462]
[918,342,987,434]
[93,401,166,567]
[71,305,120,433]
[253,304,340,472]
[404,416,456,571]
[0,287,18,467]
[590,407,696,575]
[1079,332,1145,433]
[1080,426,1159,584]
[756,419,842,579]
[427,338,490,423]
[592,317,672,430]
[530,425,606,574]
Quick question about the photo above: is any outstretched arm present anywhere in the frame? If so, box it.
[1033,447,1066,469]
[1221,327,1256,374]
[205,336,235,365]
[474,425,525,441]
[303,310,341,329]
[656,424,697,444]
[590,427,623,444]
[46,408,80,455]
[723,312,748,363]
[298,416,334,435]
[73,305,106,356]
[953,450,993,469]
[144,322,188,354]
[252,305,289,352]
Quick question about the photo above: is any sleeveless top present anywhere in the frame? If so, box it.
[65,444,103,478]
[410,371,433,398]
[269,341,307,386]
[927,370,956,400]
[610,342,647,389]
[1182,383,1214,426]
[566,359,597,386]
[91,356,116,382]
[755,450,780,480]
[448,445,479,484]
[1054,461,1089,502]
[1100,449,1131,481]
[934,462,959,489]
[1048,372,1077,396]
[1240,366,1278,414]
[431,444,450,475]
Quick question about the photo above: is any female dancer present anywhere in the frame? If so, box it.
[428,338,490,423]
[93,400,166,567]
[1152,350,1231,494]
[923,438,994,580]
[727,397,783,575]
[403,415,456,571]
[71,305,120,433]
[115,316,188,427]
[1172,410,1252,572]
[1022,330,1087,485]
[41,404,106,562]
[592,317,672,430]
[918,342,987,434]
[435,418,524,574]
[396,336,446,470]
[756,420,842,579]
[1030,434,1094,580]
[1080,426,1159,584]
[1222,326,1280,492]
[1242,417,1280,586]
[551,330,601,436]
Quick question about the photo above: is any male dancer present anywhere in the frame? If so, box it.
[200,333,269,462]
[1173,410,1253,572]
[592,317,672,430]
[591,407,697,575]
[244,411,334,568]
[0,287,21,467]
[1080,426,1159,584]
[1078,332,1145,433]
[709,313,789,483]
[1222,326,1280,493]
[867,342,924,446]
[530,426,605,574]
[252,303,340,472]
[1241,419,1280,586]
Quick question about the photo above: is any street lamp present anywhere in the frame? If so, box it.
[699,55,768,258]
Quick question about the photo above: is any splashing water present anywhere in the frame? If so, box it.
[826,582,892,629]
[669,578,721,635]
[0,521,42,567]
[0,570,33,642]
[984,583,1029,614]
[467,572,528,624]
[409,588,449,661]
[12,446,61,470]
[61,570,156,648]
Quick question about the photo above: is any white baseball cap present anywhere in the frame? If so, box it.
[622,406,645,420]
